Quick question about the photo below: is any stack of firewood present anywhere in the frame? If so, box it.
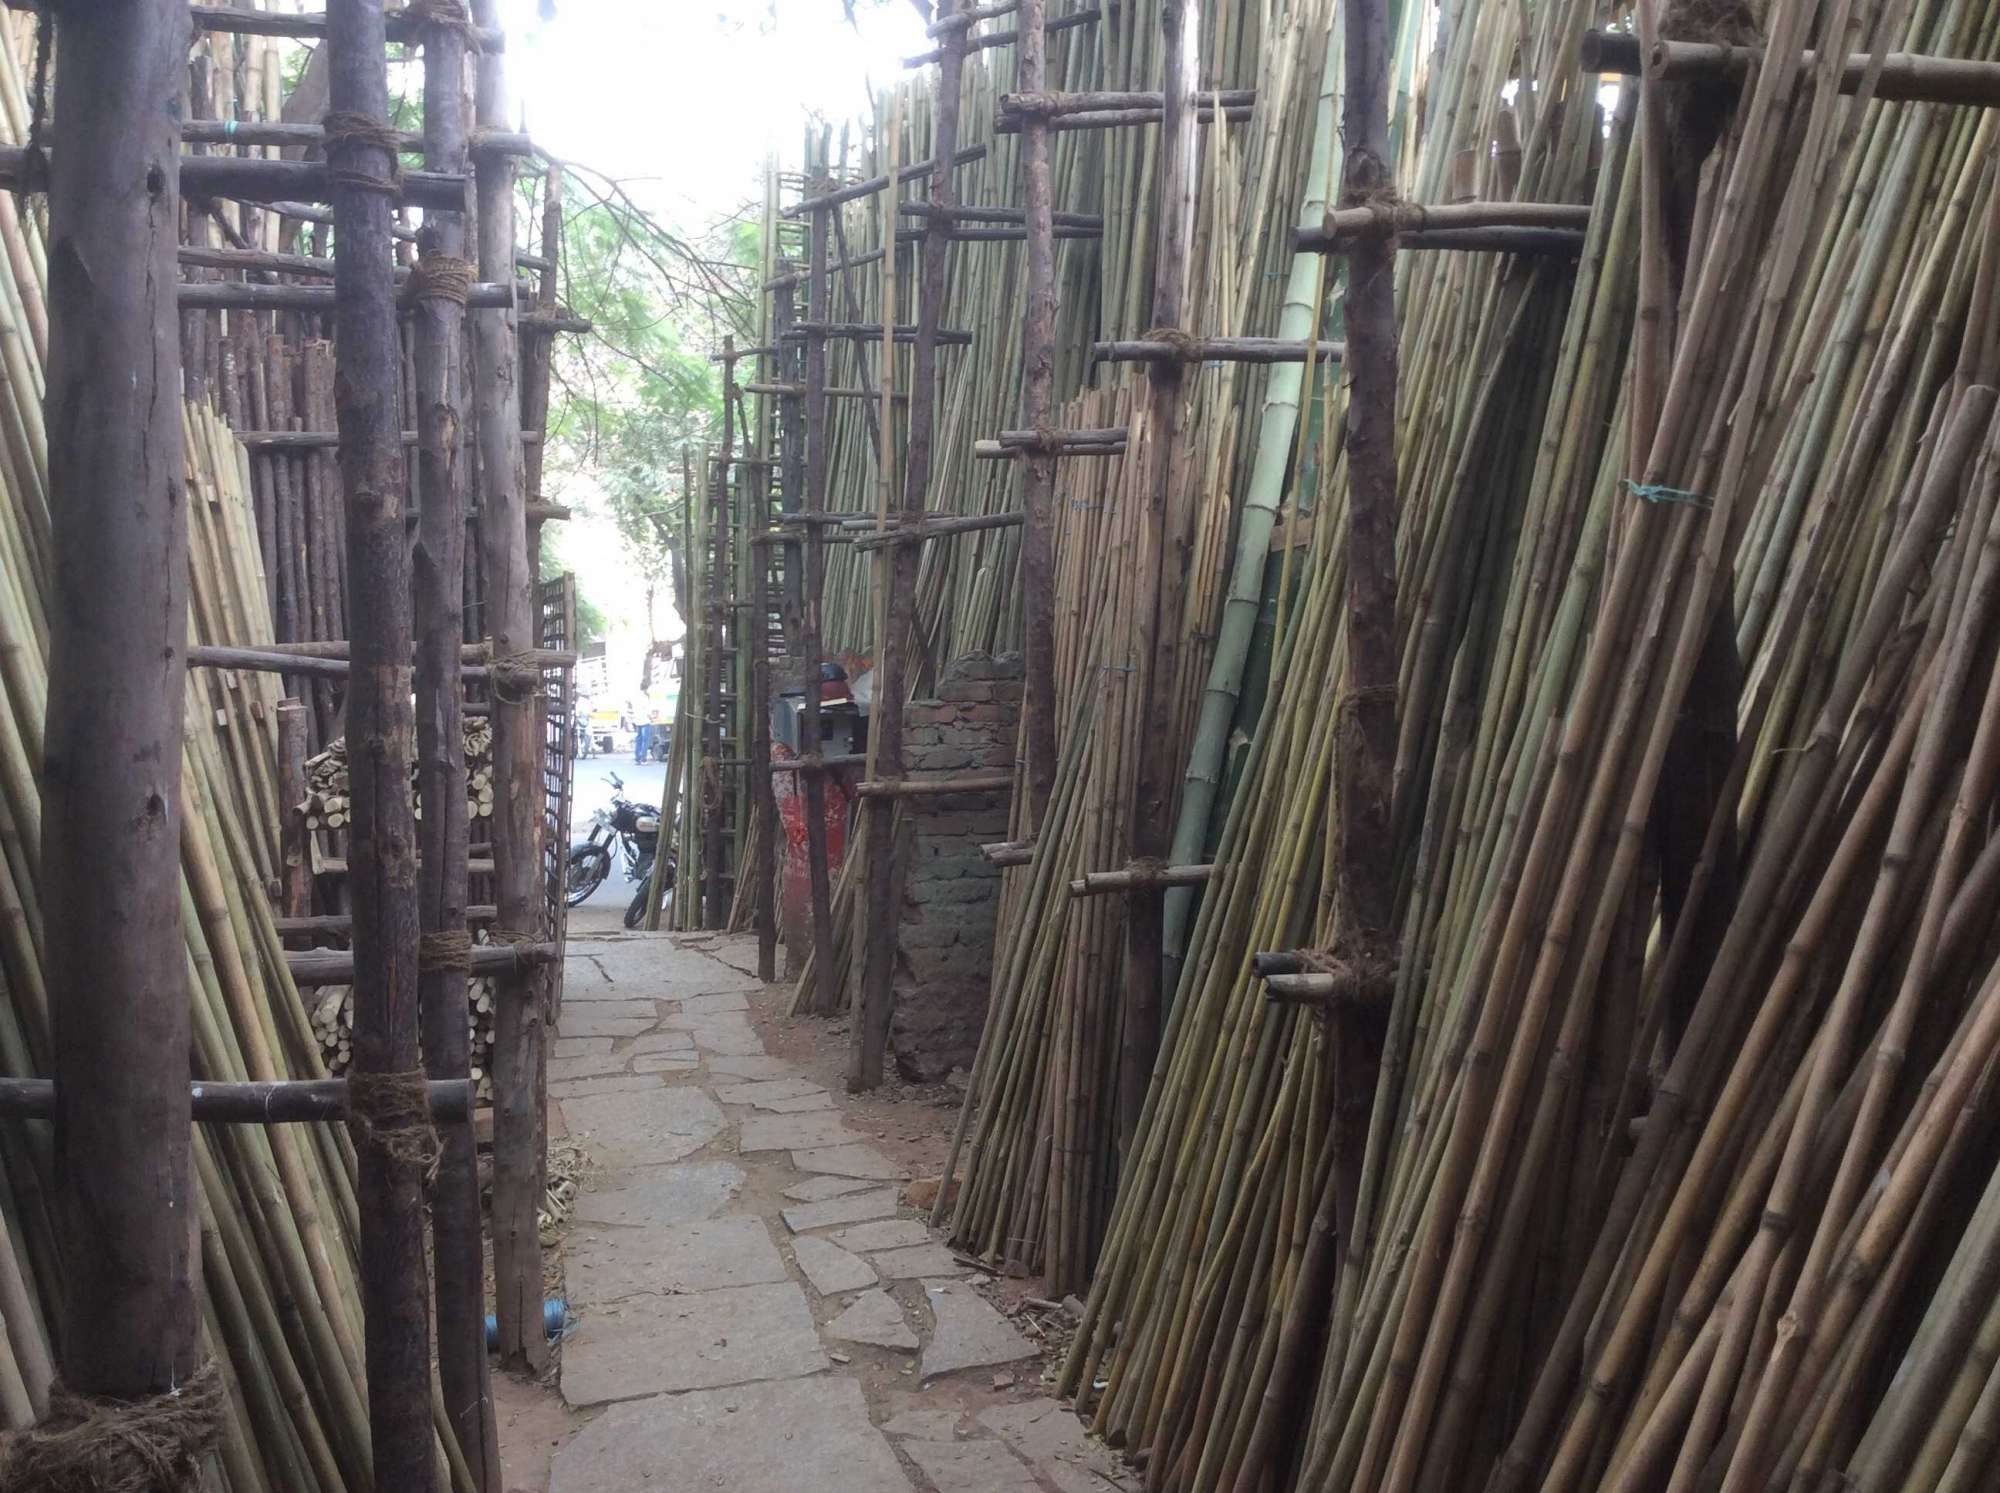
[300,715,494,830]
[312,959,499,1101]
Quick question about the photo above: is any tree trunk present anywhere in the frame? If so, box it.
[42,0,201,1408]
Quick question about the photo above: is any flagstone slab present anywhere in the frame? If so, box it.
[828,1218,932,1253]
[552,1036,615,1060]
[567,1215,787,1305]
[977,1400,1131,1490]
[623,1029,695,1055]
[780,1188,902,1234]
[687,1022,767,1057]
[555,1011,657,1040]
[570,1160,744,1230]
[903,1437,1042,1493]
[920,1280,1036,1380]
[563,1086,723,1169]
[873,1244,968,1280]
[792,1142,908,1180]
[783,1174,879,1203]
[791,1234,877,1296]
[715,1077,824,1107]
[707,1054,801,1081]
[548,1051,632,1083]
[550,1374,908,1492]
[629,1051,700,1075]
[881,1408,965,1439]
[549,1074,662,1100]
[739,1110,861,1153]
[823,1289,920,1351]
[559,1280,826,1406]
[672,990,750,1016]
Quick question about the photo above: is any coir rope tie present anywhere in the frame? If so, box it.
[321,111,405,196]
[490,650,542,704]
[346,1068,441,1178]
[1141,327,1203,362]
[0,1359,225,1493]
[406,253,475,305]
[419,927,473,972]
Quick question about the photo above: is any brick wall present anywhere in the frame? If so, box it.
[891,651,1023,1081]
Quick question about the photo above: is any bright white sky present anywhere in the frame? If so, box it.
[487,0,927,700]
[494,0,928,224]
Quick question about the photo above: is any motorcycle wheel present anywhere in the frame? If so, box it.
[565,844,612,907]
[623,885,651,930]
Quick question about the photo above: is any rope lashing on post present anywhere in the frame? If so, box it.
[418,927,473,971]
[346,1068,442,1178]
[488,650,542,704]
[405,254,475,305]
[321,111,406,195]
[0,1360,226,1493]
[1140,326,1203,361]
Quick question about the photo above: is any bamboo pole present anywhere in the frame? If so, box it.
[470,0,547,1379]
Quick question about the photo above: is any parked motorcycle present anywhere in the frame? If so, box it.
[566,773,675,927]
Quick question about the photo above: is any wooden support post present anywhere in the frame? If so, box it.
[1329,0,1401,1219]
[705,343,737,928]
[798,203,839,1016]
[38,0,202,1429]
[472,0,548,1378]
[415,5,499,1486]
[750,379,780,984]
[277,698,314,929]
[853,2,967,1093]
[522,163,564,576]
[1118,0,1200,1148]
[327,1,434,1486]
[1016,0,1061,836]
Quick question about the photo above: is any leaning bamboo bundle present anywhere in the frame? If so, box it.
[1052,0,2000,1488]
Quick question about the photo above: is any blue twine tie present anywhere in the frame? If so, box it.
[1623,478,1711,510]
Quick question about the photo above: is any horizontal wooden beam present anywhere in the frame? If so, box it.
[1068,862,1214,896]
[1092,335,1345,365]
[179,280,522,311]
[742,381,910,402]
[769,753,868,774]
[179,243,547,280]
[783,146,990,217]
[853,771,1014,798]
[277,906,500,935]
[785,322,975,347]
[287,941,560,988]
[1304,200,1590,242]
[1577,27,2000,103]
[849,511,1027,549]
[0,148,466,210]
[185,3,504,47]
[980,840,1036,866]
[231,429,545,448]
[897,204,1101,228]
[925,0,1019,35]
[183,120,532,155]
[996,106,1253,134]
[0,1077,474,1124]
[1001,88,1256,117]
[904,8,1101,66]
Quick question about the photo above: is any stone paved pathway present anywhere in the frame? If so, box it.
[544,931,1132,1493]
